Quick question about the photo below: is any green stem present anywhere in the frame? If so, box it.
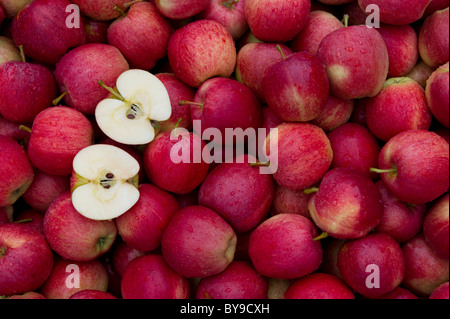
[342,14,349,27]
[114,5,127,17]
[19,125,32,133]
[52,91,67,106]
[370,167,397,174]
[276,44,286,60]
[98,80,124,101]
[222,0,239,9]
[19,45,26,63]
[250,161,271,167]
[179,100,204,109]
[15,218,33,224]
[313,232,329,241]
[304,187,319,195]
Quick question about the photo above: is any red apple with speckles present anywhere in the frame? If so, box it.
[14,209,45,235]
[69,290,118,299]
[249,213,323,280]
[358,0,432,25]
[366,77,432,142]
[284,273,355,299]
[311,95,354,133]
[155,0,209,20]
[426,62,449,128]
[309,167,383,239]
[271,184,311,219]
[424,0,450,17]
[423,194,449,259]
[195,261,269,299]
[418,8,449,68]
[111,240,145,277]
[406,60,436,88]
[0,206,13,225]
[373,287,419,299]
[429,281,449,299]
[83,17,109,44]
[71,0,129,21]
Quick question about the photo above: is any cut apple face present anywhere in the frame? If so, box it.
[95,69,172,145]
[71,144,140,221]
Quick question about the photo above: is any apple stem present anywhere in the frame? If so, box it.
[341,14,349,27]
[249,161,271,167]
[52,91,68,106]
[0,246,6,257]
[222,0,239,9]
[123,0,144,9]
[98,80,124,101]
[113,5,127,17]
[19,125,32,133]
[14,218,33,224]
[304,187,319,195]
[19,45,26,63]
[276,45,286,60]
[313,232,329,241]
[370,167,397,174]
[179,100,204,109]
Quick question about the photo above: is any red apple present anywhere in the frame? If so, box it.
[235,42,293,102]
[317,25,389,100]
[0,0,32,18]
[83,17,109,44]
[161,205,237,278]
[107,1,173,70]
[342,1,368,26]
[11,0,86,64]
[309,167,383,239]
[121,254,191,299]
[375,180,427,243]
[111,240,145,277]
[418,8,449,68]
[198,154,275,233]
[429,281,450,299]
[426,62,449,128]
[26,106,94,176]
[44,191,118,262]
[0,206,13,225]
[0,36,21,66]
[167,19,236,88]
[116,183,180,252]
[423,0,450,17]
[358,0,432,25]
[248,213,323,280]
[0,114,30,142]
[406,60,436,88]
[365,77,433,142]
[374,129,449,205]
[262,51,330,122]
[14,209,45,235]
[402,233,449,296]
[290,10,344,56]
[69,289,118,299]
[423,194,449,259]
[40,257,109,299]
[54,43,129,115]
[310,95,354,133]
[7,291,47,299]
[155,0,209,20]
[244,0,311,43]
[195,261,269,299]
[71,0,129,21]
[373,287,419,299]
[0,135,34,207]
[271,184,311,219]
[284,273,355,299]
[0,223,53,296]
[265,123,333,191]
[327,122,380,179]
[338,232,406,298]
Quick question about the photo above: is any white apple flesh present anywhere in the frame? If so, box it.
[95,69,172,145]
[71,144,140,221]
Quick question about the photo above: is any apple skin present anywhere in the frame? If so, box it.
[265,123,333,191]
[365,77,433,142]
[249,213,323,280]
[429,281,450,299]
[311,95,354,133]
[426,62,449,128]
[376,129,449,205]
[195,261,269,299]
[107,2,173,70]
[423,0,450,17]
[200,0,249,40]
[69,290,118,299]
[375,180,427,243]
[0,206,13,225]
[406,60,436,88]
[244,0,311,43]
[198,154,275,233]
[14,209,45,235]
[0,115,30,142]
[11,0,86,65]
[262,51,330,123]
[22,169,70,212]
[338,232,406,298]
[0,223,54,296]
[7,291,47,299]
[54,43,129,116]
[190,77,262,145]
[358,0,432,25]
[402,233,449,297]
[71,0,129,21]
[423,194,449,259]
[284,273,355,299]
[143,130,210,195]
[0,0,32,18]
[40,257,109,299]
[316,25,389,100]
[309,167,383,239]
[290,10,344,56]
[116,184,180,253]
[0,36,21,66]
[271,184,312,220]
[418,8,449,68]
[161,205,237,278]
[111,239,145,277]
[372,287,419,299]
[327,122,380,179]
[376,24,419,78]
[83,17,109,44]
[26,106,94,176]
[342,1,368,26]
[155,0,209,20]
[0,61,57,124]
[156,73,196,132]
[167,19,236,88]
[43,191,118,262]
[121,254,191,299]
[0,136,34,207]
[235,42,293,102]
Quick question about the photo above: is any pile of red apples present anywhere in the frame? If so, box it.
[0,0,449,300]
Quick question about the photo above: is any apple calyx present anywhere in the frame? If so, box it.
[222,0,239,9]
[95,69,172,145]
[71,144,141,221]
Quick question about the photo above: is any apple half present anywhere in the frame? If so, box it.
[71,144,140,221]
[95,69,172,145]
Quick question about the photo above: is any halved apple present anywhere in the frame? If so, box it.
[71,144,140,221]
[95,69,172,145]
